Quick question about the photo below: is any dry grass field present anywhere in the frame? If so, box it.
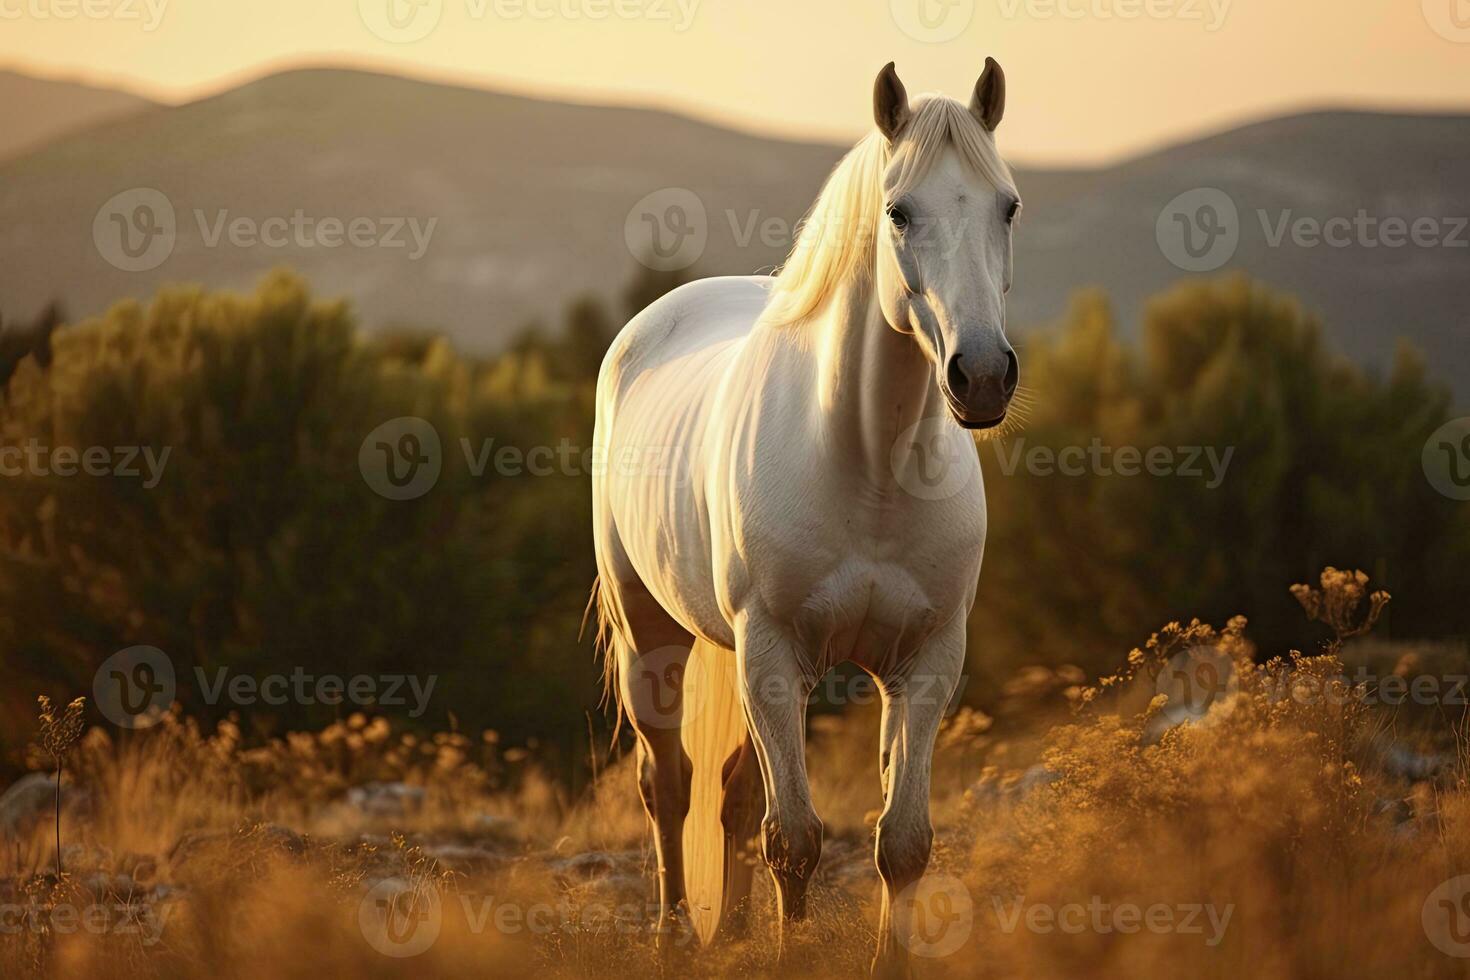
[4,569,1469,979]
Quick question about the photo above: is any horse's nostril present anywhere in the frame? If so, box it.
[946,353,969,396]
[1002,349,1020,398]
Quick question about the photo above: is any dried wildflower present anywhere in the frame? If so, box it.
[37,695,86,761]
[35,695,86,879]
[1291,567,1390,643]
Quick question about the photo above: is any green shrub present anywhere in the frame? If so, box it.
[971,275,1470,693]
[0,272,603,768]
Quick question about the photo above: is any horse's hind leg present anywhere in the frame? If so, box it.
[716,733,762,939]
[615,584,697,949]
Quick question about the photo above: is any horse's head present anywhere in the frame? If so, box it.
[871,61,1020,430]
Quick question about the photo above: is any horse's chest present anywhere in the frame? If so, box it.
[734,503,983,664]
[794,560,953,664]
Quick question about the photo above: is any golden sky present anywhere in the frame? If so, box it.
[2,0,1467,164]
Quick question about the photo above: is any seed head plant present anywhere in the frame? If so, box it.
[35,695,86,878]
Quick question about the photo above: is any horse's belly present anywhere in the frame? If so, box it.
[603,352,735,647]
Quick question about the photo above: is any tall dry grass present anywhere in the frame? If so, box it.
[3,569,1469,978]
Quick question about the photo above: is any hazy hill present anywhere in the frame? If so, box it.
[0,68,840,345]
[0,70,156,161]
[0,67,1465,397]
[1016,110,1470,397]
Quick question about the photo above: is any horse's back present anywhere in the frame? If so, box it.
[598,275,771,405]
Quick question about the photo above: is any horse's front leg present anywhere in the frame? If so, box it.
[734,615,823,950]
[871,619,966,979]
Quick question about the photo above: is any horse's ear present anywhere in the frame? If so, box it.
[873,62,910,141]
[970,57,1006,132]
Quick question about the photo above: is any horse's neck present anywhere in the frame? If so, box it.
[810,279,942,489]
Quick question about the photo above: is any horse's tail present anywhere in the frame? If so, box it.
[586,576,759,945]
[682,638,760,945]
[584,574,627,742]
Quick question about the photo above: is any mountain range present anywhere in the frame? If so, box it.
[0,70,156,161]
[0,67,1465,398]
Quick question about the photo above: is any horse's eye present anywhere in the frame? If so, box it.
[1006,200,1022,225]
[887,205,910,232]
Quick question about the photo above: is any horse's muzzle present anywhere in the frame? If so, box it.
[942,347,1018,428]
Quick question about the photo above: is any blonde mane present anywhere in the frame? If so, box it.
[758,94,1017,329]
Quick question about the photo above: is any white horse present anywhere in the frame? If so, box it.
[592,60,1020,975]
